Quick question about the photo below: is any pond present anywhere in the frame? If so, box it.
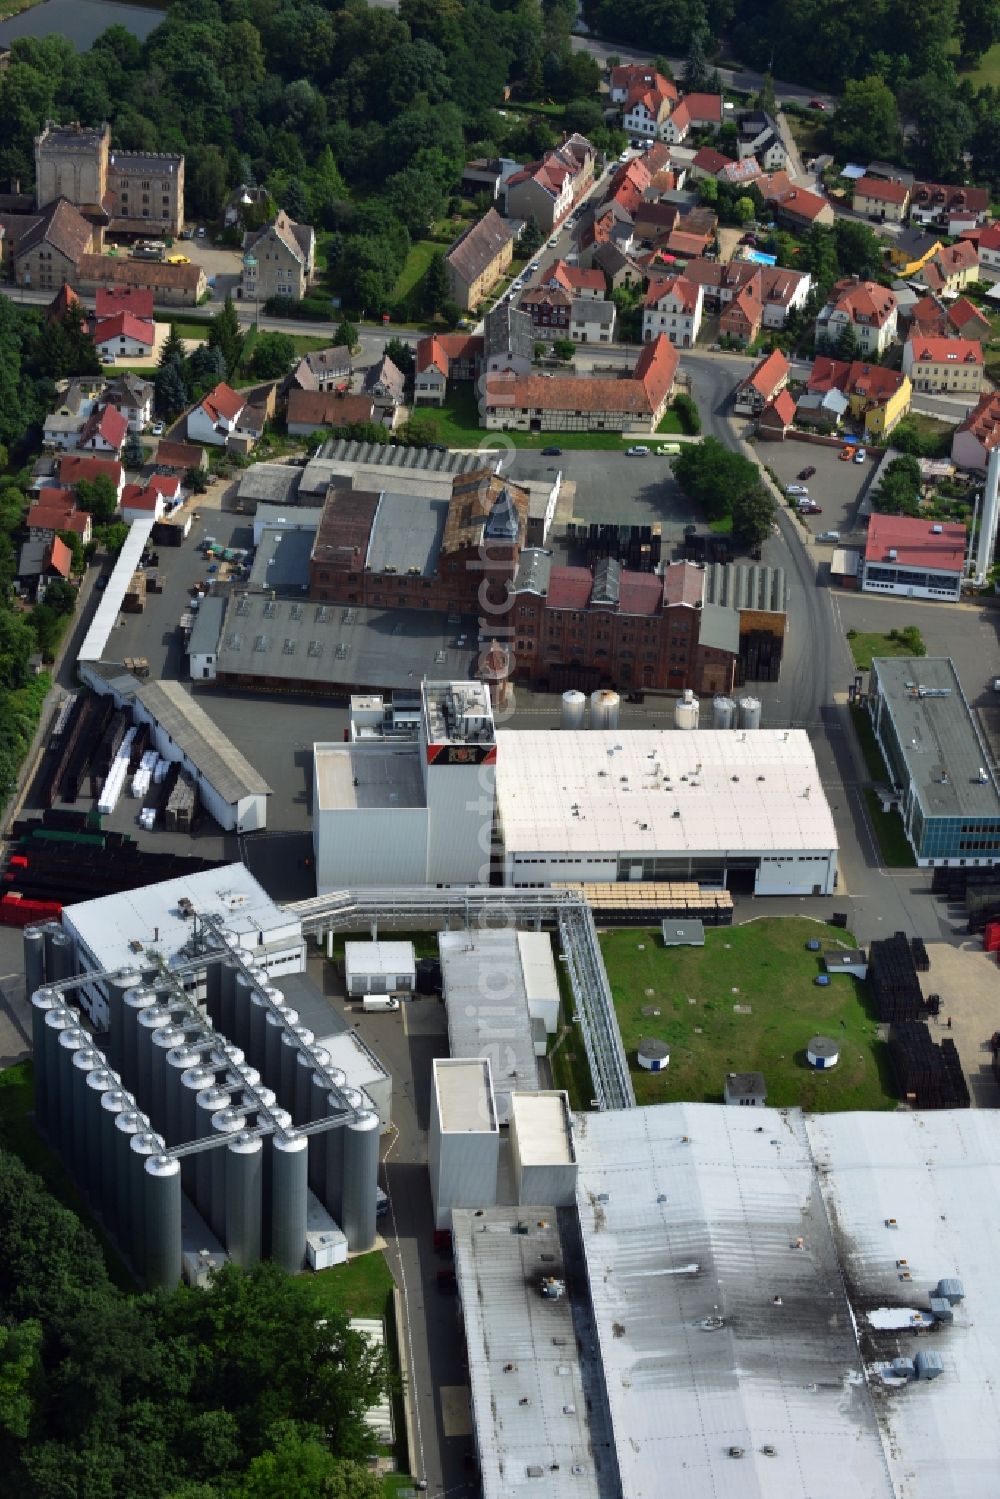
[0,0,165,51]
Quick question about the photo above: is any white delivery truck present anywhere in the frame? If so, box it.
[362,995,400,1013]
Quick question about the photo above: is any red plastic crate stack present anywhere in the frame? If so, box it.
[0,893,63,927]
[984,922,1000,954]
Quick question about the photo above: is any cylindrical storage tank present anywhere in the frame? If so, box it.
[295,1044,329,1127]
[561,689,586,731]
[56,1024,88,1160]
[279,1025,313,1114]
[209,1108,247,1241]
[218,960,239,1044]
[247,986,273,1072]
[309,1066,346,1198]
[263,1003,294,1090]
[166,1046,206,1149]
[106,969,142,1074]
[30,986,62,1138]
[42,1005,76,1150]
[121,987,158,1096]
[133,1002,171,1115]
[193,1084,231,1215]
[225,1131,263,1267]
[84,1066,119,1210]
[738,695,762,731]
[342,1109,380,1253]
[590,689,620,732]
[261,1106,292,1256]
[233,972,257,1055]
[806,1035,840,1070]
[70,1046,103,1188]
[149,1025,185,1138]
[204,959,223,1026]
[674,689,700,731]
[712,695,736,731]
[177,1063,215,1194]
[114,1108,149,1258]
[129,1130,165,1274]
[144,1152,182,1290]
[270,1130,308,1273]
[324,1087,362,1225]
[24,926,47,999]
[99,1088,133,1219]
[637,1037,670,1072]
[44,925,74,986]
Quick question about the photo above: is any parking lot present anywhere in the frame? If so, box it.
[176,236,243,301]
[835,591,1000,707]
[503,449,700,535]
[762,438,877,544]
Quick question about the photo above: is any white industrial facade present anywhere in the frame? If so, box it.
[509,1091,577,1206]
[344,941,416,997]
[439,930,540,1124]
[312,681,496,893]
[62,864,305,1027]
[428,1058,500,1229]
[516,931,561,1035]
[495,728,838,895]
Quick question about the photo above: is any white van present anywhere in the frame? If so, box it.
[362,994,400,1013]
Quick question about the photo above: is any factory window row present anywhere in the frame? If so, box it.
[959,838,1000,852]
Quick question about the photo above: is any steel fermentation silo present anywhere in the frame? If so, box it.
[324,1087,361,1225]
[712,695,736,730]
[70,1046,103,1188]
[23,926,47,999]
[674,690,700,730]
[144,1152,182,1290]
[44,926,74,986]
[295,1044,329,1127]
[121,987,158,1096]
[280,1026,314,1114]
[129,1130,165,1274]
[218,960,239,1042]
[738,695,762,730]
[56,1024,88,1161]
[560,689,586,731]
[308,1065,346,1198]
[135,1004,172,1116]
[114,1108,149,1253]
[43,1006,76,1150]
[204,959,223,1027]
[177,1063,215,1194]
[342,1109,380,1253]
[233,972,257,1055]
[260,1106,292,1257]
[149,1025,185,1137]
[247,986,272,1072]
[263,1003,294,1089]
[30,987,62,1137]
[194,1084,231,1216]
[208,1107,247,1241]
[270,1130,308,1273]
[84,1066,118,1209]
[99,1088,133,1219]
[590,689,621,731]
[166,1046,207,1148]
[106,969,142,1073]
[225,1131,263,1267]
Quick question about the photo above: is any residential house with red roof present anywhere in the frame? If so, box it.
[57,453,124,500]
[77,403,128,457]
[683,93,723,131]
[764,183,834,231]
[945,296,991,342]
[286,390,378,435]
[853,175,911,223]
[17,534,72,602]
[413,333,485,406]
[642,273,704,347]
[120,472,181,523]
[187,381,246,448]
[661,98,692,143]
[542,259,606,299]
[621,71,678,141]
[26,491,92,545]
[505,134,595,234]
[484,333,678,433]
[952,392,1000,471]
[689,146,733,181]
[914,239,979,295]
[93,310,155,362]
[910,181,990,236]
[902,336,984,395]
[610,64,678,107]
[972,220,1000,275]
[734,349,790,416]
[721,281,764,345]
[815,279,898,358]
[95,286,154,321]
[806,357,911,438]
[862,513,966,601]
[757,388,797,440]
[683,257,811,329]
[601,157,652,217]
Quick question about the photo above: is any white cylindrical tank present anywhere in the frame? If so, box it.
[807,1035,840,1069]
[209,1107,247,1242]
[261,1106,292,1255]
[561,689,587,730]
[264,1003,294,1089]
[342,1108,380,1253]
[135,1005,173,1117]
[325,1087,362,1225]
[44,926,74,986]
[99,1088,133,1220]
[70,1046,103,1189]
[225,1131,263,1268]
[56,1024,88,1159]
[84,1066,119,1210]
[295,1044,330,1127]
[149,1025,185,1139]
[144,1152,182,1290]
[637,1038,670,1072]
[121,987,157,1098]
[674,690,700,731]
[270,1130,309,1273]
[194,1084,232,1217]
[129,1130,165,1273]
[590,689,621,731]
[712,695,736,730]
[738,696,762,730]
[31,986,62,1139]
[308,1066,346,1198]
[23,926,47,1000]
[107,969,142,1075]
[114,1108,149,1252]
[280,1025,314,1114]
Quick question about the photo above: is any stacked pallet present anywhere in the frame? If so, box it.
[910,936,929,972]
[551,882,734,926]
[889,1021,970,1109]
[868,932,925,1023]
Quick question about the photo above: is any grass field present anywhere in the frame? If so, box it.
[849,701,889,780]
[429,384,661,451]
[602,918,896,1111]
[846,628,924,670]
[548,947,597,1110]
[655,408,684,434]
[391,240,440,316]
[863,788,917,867]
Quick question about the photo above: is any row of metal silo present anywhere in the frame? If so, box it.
[28,952,382,1288]
[672,693,763,731]
[560,689,621,731]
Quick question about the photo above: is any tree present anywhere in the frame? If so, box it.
[234,1422,341,1499]
[122,428,145,470]
[733,195,755,223]
[184,466,210,494]
[422,251,450,316]
[519,217,543,257]
[247,332,296,379]
[682,31,711,92]
[97,521,130,554]
[384,337,414,377]
[0,612,34,689]
[158,322,187,371]
[829,76,901,161]
[835,320,859,359]
[400,410,441,445]
[56,529,84,574]
[698,176,719,204]
[731,484,776,546]
[0,1318,41,1440]
[155,360,189,420]
[673,392,701,434]
[673,438,760,521]
[188,344,228,388]
[279,176,310,223]
[74,475,117,523]
[873,455,922,515]
[207,294,245,381]
[958,0,1000,57]
[759,71,777,115]
[553,338,575,361]
[832,218,884,278]
[334,319,358,352]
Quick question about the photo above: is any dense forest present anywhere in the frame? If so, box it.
[0,1143,387,1499]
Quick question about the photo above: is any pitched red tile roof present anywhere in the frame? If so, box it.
[286,390,376,427]
[761,389,796,426]
[957,392,1000,452]
[79,404,128,450]
[644,272,701,312]
[95,286,155,319]
[912,181,990,216]
[94,311,154,346]
[58,454,122,488]
[617,571,663,615]
[662,559,707,606]
[546,258,606,294]
[692,146,732,176]
[665,229,710,257]
[48,536,72,578]
[832,279,897,327]
[154,440,206,471]
[35,486,76,509]
[120,483,161,512]
[907,335,983,366]
[634,334,680,410]
[865,513,966,573]
[949,296,990,336]
[768,185,830,223]
[683,92,723,124]
[546,566,594,610]
[742,348,790,400]
[854,175,910,205]
[201,382,244,424]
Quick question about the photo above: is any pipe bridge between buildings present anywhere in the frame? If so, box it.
[285,886,636,1113]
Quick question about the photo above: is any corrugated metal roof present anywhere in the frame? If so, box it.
[136,679,271,804]
[440,930,539,1123]
[703,561,788,615]
[77,517,156,663]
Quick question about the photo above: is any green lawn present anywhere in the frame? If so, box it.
[863,788,917,868]
[708,513,734,534]
[602,918,896,1111]
[955,39,1000,87]
[655,408,684,434]
[846,628,924,670]
[310,1250,395,1321]
[548,946,597,1110]
[849,701,890,781]
[391,239,440,315]
[0,0,41,15]
[429,384,661,451]
[238,325,332,375]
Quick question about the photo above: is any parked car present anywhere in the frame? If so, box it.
[786,483,809,495]
[196,226,206,237]
[167,254,190,265]
[151,421,165,436]
[541,445,563,455]
[95,575,110,591]
[619,149,630,162]
[627,445,650,456]
[817,530,840,542]
[529,261,540,273]
[839,446,855,460]
[854,447,868,463]
[798,501,822,514]
[809,98,828,110]
[547,236,559,247]
[797,465,816,480]
[656,443,681,455]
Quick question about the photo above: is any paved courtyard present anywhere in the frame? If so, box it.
[920,943,1000,1107]
[761,437,877,544]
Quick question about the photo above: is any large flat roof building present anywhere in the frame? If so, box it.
[439,930,540,1123]
[868,655,1000,863]
[862,513,967,601]
[495,728,838,895]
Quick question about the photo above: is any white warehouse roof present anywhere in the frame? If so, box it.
[572,1104,1000,1499]
[434,1058,498,1135]
[495,729,838,856]
[344,940,416,978]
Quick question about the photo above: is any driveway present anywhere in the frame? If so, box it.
[760,438,876,544]
[180,238,243,301]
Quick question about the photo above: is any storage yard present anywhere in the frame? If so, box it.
[602,918,896,1110]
